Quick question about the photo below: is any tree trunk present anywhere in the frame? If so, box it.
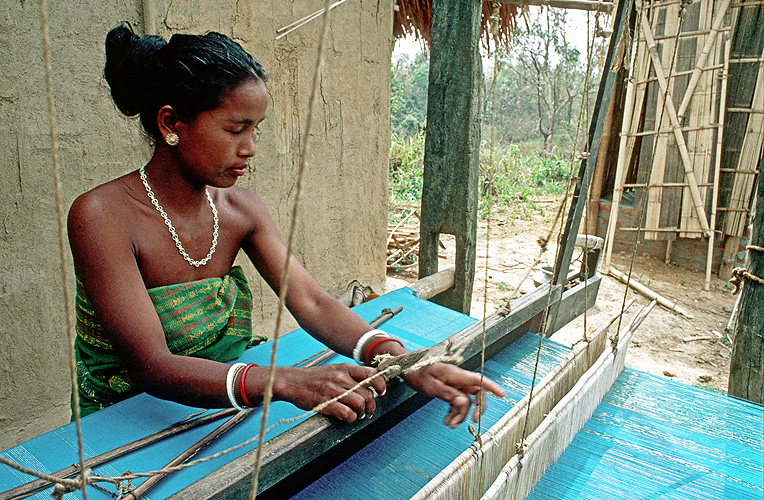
[728,152,764,405]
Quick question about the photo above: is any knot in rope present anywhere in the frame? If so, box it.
[50,469,90,500]
[514,440,528,469]
[468,423,483,447]
[729,267,764,295]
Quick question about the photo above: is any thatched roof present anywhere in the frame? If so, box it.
[393,0,523,50]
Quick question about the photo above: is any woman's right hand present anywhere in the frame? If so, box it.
[272,363,387,423]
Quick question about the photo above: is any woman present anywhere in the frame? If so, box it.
[68,23,504,427]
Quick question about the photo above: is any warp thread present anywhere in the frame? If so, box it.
[0,349,466,498]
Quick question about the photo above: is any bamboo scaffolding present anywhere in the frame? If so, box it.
[499,0,615,12]
[626,123,722,137]
[624,182,714,187]
[648,26,731,42]
[706,38,731,290]
[641,11,712,237]
[602,10,643,272]
[676,0,733,120]
[723,55,764,237]
[680,0,716,238]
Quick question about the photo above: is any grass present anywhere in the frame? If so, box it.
[389,133,572,221]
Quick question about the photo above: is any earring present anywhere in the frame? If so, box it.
[165,133,179,146]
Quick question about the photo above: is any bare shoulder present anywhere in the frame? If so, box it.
[67,173,147,279]
[68,174,139,235]
[214,185,274,234]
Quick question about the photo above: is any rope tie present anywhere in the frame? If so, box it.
[729,267,764,294]
[514,440,528,470]
[50,469,89,500]
[729,245,764,294]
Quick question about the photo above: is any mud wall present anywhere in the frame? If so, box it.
[0,0,392,449]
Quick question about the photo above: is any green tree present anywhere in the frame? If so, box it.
[391,52,430,139]
[484,9,603,154]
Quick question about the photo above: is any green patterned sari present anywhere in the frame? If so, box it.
[73,266,267,417]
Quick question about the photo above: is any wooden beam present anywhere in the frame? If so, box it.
[553,0,633,284]
[419,0,482,315]
[168,283,567,499]
[499,0,614,12]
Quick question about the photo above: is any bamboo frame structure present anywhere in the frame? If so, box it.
[602,0,755,284]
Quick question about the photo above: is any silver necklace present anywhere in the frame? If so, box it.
[139,166,219,267]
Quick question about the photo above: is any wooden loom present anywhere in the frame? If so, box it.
[2,1,762,499]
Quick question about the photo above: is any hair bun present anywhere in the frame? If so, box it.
[104,22,165,117]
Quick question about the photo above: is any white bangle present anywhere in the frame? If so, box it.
[352,329,388,365]
[226,362,248,411]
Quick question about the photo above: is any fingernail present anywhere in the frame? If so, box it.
[380,388,386,397]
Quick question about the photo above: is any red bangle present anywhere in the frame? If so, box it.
[238,363,257,407]
[364,337,404,366]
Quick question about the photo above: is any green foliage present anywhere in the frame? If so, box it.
[389,135,571,217]
[390,53,430,139]
[389,133,425,204]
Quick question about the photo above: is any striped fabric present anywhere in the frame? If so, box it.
[73,266,267,417]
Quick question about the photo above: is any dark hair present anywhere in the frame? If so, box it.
[104,22,267,140]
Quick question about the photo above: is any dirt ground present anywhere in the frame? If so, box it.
[386,198,737,394]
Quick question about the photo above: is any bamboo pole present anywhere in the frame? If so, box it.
[588,82,619,236]
[608,267,694,318]
[706,38,731,290]
[603,8,643,273]
[676,0,732,120]
[499,0,614,12]
[641,13,712,237]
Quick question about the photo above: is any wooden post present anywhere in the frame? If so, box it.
[553,0,634,285]
[728,151,764,405]
[419,0,482,315]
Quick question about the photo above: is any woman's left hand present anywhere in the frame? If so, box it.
[402,363,506,428]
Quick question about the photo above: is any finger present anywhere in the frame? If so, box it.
[472,388,488,422]
[369,375,387,397]
[478,378,506,399]
[361,386,377,418]
[436,368,506,402]
[443,392,472,428]
[319,400,358,423]
[423,377,473,428]
[335,389,366,420]
[347,363,379,383]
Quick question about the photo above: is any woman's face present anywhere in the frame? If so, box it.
[174,78,268,188]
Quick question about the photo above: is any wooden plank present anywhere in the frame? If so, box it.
[718,0,764,239]
[547,275,602,334]
[554,0,635,282]
[168,283,566,499]
[419,0,482,315]
[706,37,731,290]
[725,55,764,236]
[603,14,645,272]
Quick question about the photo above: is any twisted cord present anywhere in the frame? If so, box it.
[36,0,88,497]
